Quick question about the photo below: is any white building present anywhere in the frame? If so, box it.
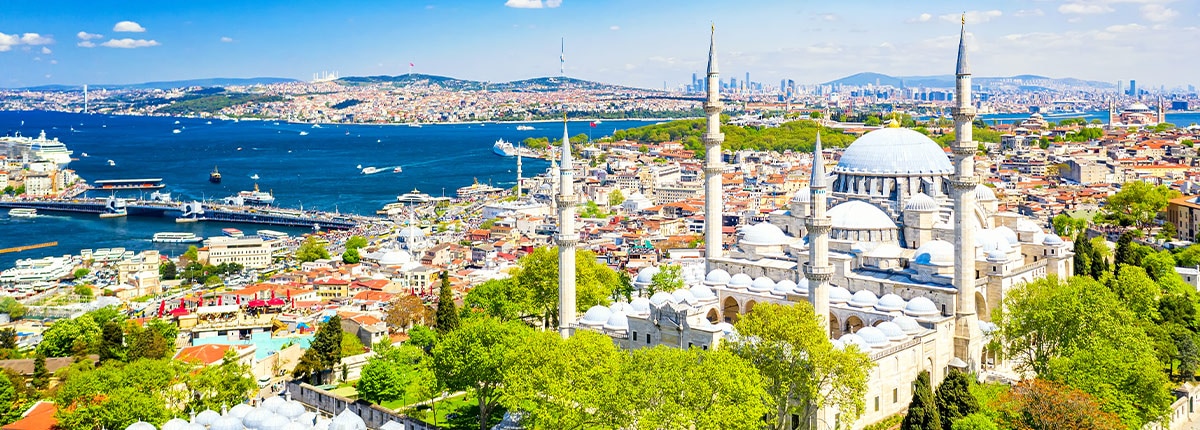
[199,237,273,269]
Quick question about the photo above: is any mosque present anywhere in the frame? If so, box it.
[1109,99,1168,127]
[567,21,1074,429]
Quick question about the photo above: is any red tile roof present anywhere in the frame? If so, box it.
[3,402,56,430]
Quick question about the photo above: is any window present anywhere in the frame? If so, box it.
[646,334,651,344]
[893,388,898,403]
[688,342,693,349]
[632,332,638,341]
[874,396,879,412]
[702,345,708,350]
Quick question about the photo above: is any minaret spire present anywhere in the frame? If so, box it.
[804,132,833,337]
[951,16,982,370]
[516,140,523,200]
[702,25,726,272]
[556,113,577,338]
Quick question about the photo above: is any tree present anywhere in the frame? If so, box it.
[622,346,769,429]
[464,279,531,322]
[295,237,330,263]
[432,318,532,430]
[127,324,169,361]
[52,359,185,430]
[1051,214,1087,238]
[186,350,256,413]
[512,247,616,329]
[994,379,1124,430]
[435,272,460,334]
[901,371,941,430]
[1072,233,1094,279]
[72,268,90,279]
[407,325,437,351]
[182,245,199,263]
[37,315,101,358]
[386,295,432,331]
[345,235,368,250]
[728,302,872,429]
[0,329,15,355]
[341,246,361,264]
[1175,244,1200,268]
[30,353,48,391]
[1104,181,1180,229]
[951,414,999,430]
[607,189,625,208]
[647,264,684,295]
[73,284,93,299]
[936,370,978,430]
[158,261,177,280]
[341,332,366,356]
[358,343,425,404]
[0,298,25,320]
[501,330,628,428]
[293,315,343,384]
[98,321,125,363]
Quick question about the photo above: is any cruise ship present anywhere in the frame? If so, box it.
[493,139,517,157]
[0,130,73,169]
[151,232,203,243]
[0,256,76,285]
[223,184,275,206]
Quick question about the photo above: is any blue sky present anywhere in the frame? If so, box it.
[1,0,1197,89]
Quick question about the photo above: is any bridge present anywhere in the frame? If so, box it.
[0,198,360,230]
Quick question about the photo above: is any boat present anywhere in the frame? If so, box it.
[7,208,37,218]
[174,120,180,124]
[493,138,517,157]
[299,131,309,136]
[407,123,423,128]
[172,129,181,134]
[88,178,165,191]
[0,256,75,284]
[397,188,434,204]
[221,228,245,238]
[107,160,115,166]
[356,164,362,169]
[206,121,212,125]
[223,183,275,206]
[312,124,322,129]
[393,166,403,173]
[257,230,289,240]
[209,166,222,184]
[81,152,89,157]
[361,166,382,175]
[250,174,260,180]
[457,178,505,198]
[151,232,203,243]
[0,130,74,169]
[516,125,535,131]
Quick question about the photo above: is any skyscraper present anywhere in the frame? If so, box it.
[1130,79,1138,98]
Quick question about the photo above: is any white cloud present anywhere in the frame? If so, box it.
[77,41,96,48]
[806,43,842,55]
[1,33,21,52]
[907,13,932,23]
[942,10,1002,23]
[1141,4,1178,22]
[49,59,56,64]
[1105,23,1146,33]
[40,47,51,54]
[1013,9,1044,17]
[19,33,53,45]
[609,25,620,31]
[77,31,103,40]
[819,13,838,22]
[113,21,146,32]
[1058,3,1114,14]
[220,36,234,43]
[100,38,159,48]
[0,32,56,52]
[504,0,561,8]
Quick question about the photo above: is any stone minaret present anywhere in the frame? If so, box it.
[703,26,725,271]
[951,17,983,368]
[556,115,577,338]
[804,132,834,337]
[516,141,523,200]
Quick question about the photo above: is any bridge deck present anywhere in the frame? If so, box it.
[0,199,359,230]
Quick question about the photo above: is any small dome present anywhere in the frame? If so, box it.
[298,412,318,426]
[164,419,190,430]
[690,284,716,300]
[608,302,632,313]
[831,338,846,350]
[994,226,1018,245]
[773,280,796,296]
[629,297,652,315]
[126,422,156,430]
[212,416,245,430]
[986,249,1008,263]
[1126,102,1152,112]
[749,277,775,293]
[904,297,940,317]
[792,187,811,204]
[1043,234,1064,246]
[377,247,414,267]
[876,321,907,341]
[891,315,923,333]
[728,273,753,290]
[603,311,629,331]
[849,290,879,308]
[866,243,904,258]
[793,277,810,295]
[838,333,871,351]
[974,184,997,201]
[649,291,674,306]
[741,222,789,246]
[976,229,1012,253]
[875,293,907,312]
[330,409,366,430]
[913,240,954,265]
[282,422,314,430]
[979,321,999,334]
[262,396,287,413]
[834,127,954,175]
[243,408,277,430]
[904,192,938,212]
[671,289,696,304]
[855,326,889,347]
[634,266,660,286]
[229,404,254,419]
[196,409,221,426]
[397,225,426,238]
[703,269,731,286]
[261,414,292,430]
[580,305,612,326]
[829,286,852,304]
[1016,218,1042,233]
[828,201,898,231]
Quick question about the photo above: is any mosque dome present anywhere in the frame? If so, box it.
[378,247,413,267]
[834,127,954,176]
[182,423,206,430]
[831,338,846,351]
[195,410,221,426]
[876,321,908,341]
[986,249,1008,263]
[330,409,367,430]
[855,326,889,347]
[1016,218,1042,233]
[211,416,245,430]
[794,277,810,295]
[634,266,660,286]
[580,305,612,326]
[1126,102,1152,112]
[829,286,852,304]
[867,243,904,259]
[243,408,277,430]
[263,396,287,413]
[828,201,898,231]
[299,412,318,426]
[749,277,775,293]
[671,289,696,304]
[164,418,191,430]
[773,279,797,296]
[838,333,871,351]
[604,311,629,331]
[260,414,292,430]
[1043,234,1064,246]
[975,229,1011,253]
[690,284,716,300]
[278,401,306,421]
[728,273,753,290]
[849,290,879,308]
[994,226,1018,245]
[630,297,652,315]
[397,225,426,239]
[913,240,954,265]
[704,269,731,286]
[609,302,633,313]
[282,423,314,430]
[974,184,997,202]
[904,192,939,212]
[792,187,811,204]
[315,418,332,430]
[904,297,940,317]
[891,314,923,333]
[875,293,907,312]
[126,422,156,430]
[741,223,789,246]
[979,321,999,335]
[649,292,674,306]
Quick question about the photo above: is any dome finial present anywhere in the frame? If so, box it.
[956,13,970,76]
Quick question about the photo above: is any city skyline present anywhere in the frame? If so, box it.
[1,0,1198,89]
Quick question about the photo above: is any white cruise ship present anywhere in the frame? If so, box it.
[493,139,517,157]
[0,256,76,284]
[151,232,203,243]
[0,130,73,169]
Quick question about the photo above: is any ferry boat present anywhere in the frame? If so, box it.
[493,139,517,157]
[257,230,289,240]
[393,166,403,174]
[151,232,203,243]
[457,178,505,198]
[299,131,309,136]
[361,166,382,175]
[149,191,172,203]
[516,125,535,131]
[222,228,245,238]
[7,208,37,218]
[107,160,116,166]
[396,188,434,204]
[209,166,222,184]
[172,129,181,134]
[223,183,275,206]
[89,178,165,191]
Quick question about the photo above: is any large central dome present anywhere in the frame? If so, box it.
[834,128,953,176]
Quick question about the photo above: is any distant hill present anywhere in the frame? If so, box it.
[823,73,1112,90]
[22,77,299,91]
[336,74,643,92]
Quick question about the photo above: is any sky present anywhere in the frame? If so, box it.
[1,0,1197,89]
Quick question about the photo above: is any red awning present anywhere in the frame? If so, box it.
[169,307,189,316]
[267,298,286,306]
[247,299,268,307]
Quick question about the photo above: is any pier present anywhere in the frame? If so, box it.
[0,199,360,230]
[87,178,166,191]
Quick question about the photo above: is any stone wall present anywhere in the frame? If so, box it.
[285,381,437,430]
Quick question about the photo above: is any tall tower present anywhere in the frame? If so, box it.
[516,142,523,200]
[703,26,725,271]
[83,84,89,114]
[951,16,983,368]
[560,38,565,77]
[804,132,833,337]
[556,115,577,338]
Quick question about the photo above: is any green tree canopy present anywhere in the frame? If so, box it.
[935,370,978,430]
[647,264,684,296]
[435,272,460,334]
[464,278,531,322]
[357,343,426,404]
[295,237,330,263]
[293,315,343,384]
[37,314,101,358]
[512,247,616,329]
[900,371,940,430]
[1103,181,1180,228]
[432,317,533,430]
[185,350,257,413]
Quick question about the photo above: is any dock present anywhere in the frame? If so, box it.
[0,242,57,254]
[87,178,166,191]
[0,199,360,230]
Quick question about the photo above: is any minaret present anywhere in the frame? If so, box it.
[804,132,833,337]
[516,142,523,200]
[556,115,577,338]
[702,25,726,271]
[951,16,983,368]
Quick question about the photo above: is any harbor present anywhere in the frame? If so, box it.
[0,198,361,230]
